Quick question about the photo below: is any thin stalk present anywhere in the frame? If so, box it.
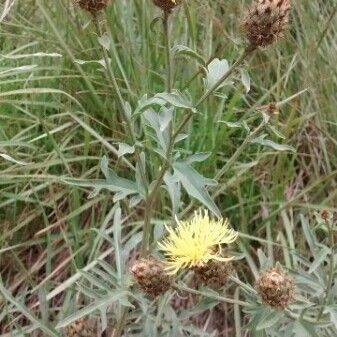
[93,15,148,194]
[173,283,250,307]
[317,219,335,321]
[163,10,172,93]
[141,47,253,255]
[141,10,173,256]
[214,120,266,181]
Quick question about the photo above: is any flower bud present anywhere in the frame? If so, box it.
[130,257,172,298]
[64,318,95,337]
[75,0,109,14]
[193,261,233,288]
[152,0,181,12]
[256,267,294,310]
[244,0,291,49]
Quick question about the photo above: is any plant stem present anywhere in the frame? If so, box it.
[93,15,148,194]
[317,219,335,321]
[140,47,253,256]
[163,10,172,93]
[173,283,250,307]
[141,10,173,256]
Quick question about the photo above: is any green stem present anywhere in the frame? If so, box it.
[317,220,335,321]
[173,283,249,307]
[141,10,173,256]
[93,15,148,194]
[163,10,172,93]
[214,120,266,181]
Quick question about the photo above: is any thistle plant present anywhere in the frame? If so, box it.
[4,1,337,337]
[158,210,238,274]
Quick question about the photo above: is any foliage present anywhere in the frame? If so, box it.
[0,1,337,337]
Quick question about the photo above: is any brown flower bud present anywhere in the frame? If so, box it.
[152,0,181,12]
[75,0,109,14]
[130,257,172,298]
[256,267,294,310]
[193,261,233,289]
[244,0,291,49]
[63,318,95,337]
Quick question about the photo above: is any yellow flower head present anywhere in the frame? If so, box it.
[158,210,238,275]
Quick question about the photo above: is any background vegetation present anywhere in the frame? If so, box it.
[0,0,337,336]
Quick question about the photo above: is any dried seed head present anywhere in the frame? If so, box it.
[320,209,333,222]
[193,260,233,289]
[256,267,294,310]
[152,0,181,12]
[130,257,172,298]
[75,0,109,14]
[244,0,291,49]
[64,318,95,337]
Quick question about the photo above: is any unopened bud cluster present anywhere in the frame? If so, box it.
[130,257,172,298]
[75,0,109,14]
[193,261,233,288]
[152,0,181,12]
[256,267,294,309]
[244,0,290,49]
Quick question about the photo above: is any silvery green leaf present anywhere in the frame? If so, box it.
[98,32,111,50]
[308,245,330,273]
[129,195,143,208]
[164,172,181,215]
[63,157,139,201]
[175,133,188,143]
[292,321,320,337]
[158,106,173,132]
[143,109,169,152]
[325,306,337,329]
[205,58,229,91]
[256,309,283,331]
[123,101,132,119]
[117,143,135,158]
[240,69,251,93]
[261,111,271,124]
[184,152,210,165]
[155,90,195,111]
[135,156,146,198]
[251,135,296,153]
[56,291,130,329]
[268,125,286,139]
[173,161,220,217]
[220,121,243,128]
[134,94,167,115]
[171,45,206,66]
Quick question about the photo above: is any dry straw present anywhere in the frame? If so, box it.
[63,318,95,337]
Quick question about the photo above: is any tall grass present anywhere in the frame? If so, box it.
[0,0,337,336]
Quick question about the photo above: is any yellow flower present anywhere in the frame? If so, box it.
[158,210,238,275]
